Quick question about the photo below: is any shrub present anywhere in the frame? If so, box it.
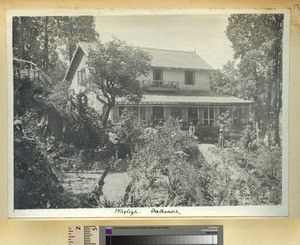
[239,124,258,152]
[195,125,219,143]
[183,143,203,167]
[63,92,105,150]
[110,109,143,153]
[14,112,70,209]
[125,118,210,207]
[200,137,282,206]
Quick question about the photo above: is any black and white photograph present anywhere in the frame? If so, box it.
[8,9,289,217]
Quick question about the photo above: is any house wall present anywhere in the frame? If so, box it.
[139,68,210,91]
[69,50,212,117]
[113,104,250,127]
[69,53,103,113]
[69,54,89,94]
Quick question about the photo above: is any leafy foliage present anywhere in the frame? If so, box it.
[228,14,283,145]
[87,37,152,127]
[12,17,102,208]
[125,118,208,207]
[13,16,98,80]
[110,109,144,150]
[14,110,74,209]
[213,111,233,135]
[201,137,282,206]
[211,14,284,146]
[210,61,240,97]
[64,92,103,149]
[195,125,219,143]
[56,16,99,61]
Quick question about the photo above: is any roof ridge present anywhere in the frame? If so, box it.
[78,41,196,54]
[139,46,196,54]
[77,41,214,70]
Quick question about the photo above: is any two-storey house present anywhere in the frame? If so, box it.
[63,42,252,140]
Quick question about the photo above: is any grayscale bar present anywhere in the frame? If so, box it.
[109,235,218,245]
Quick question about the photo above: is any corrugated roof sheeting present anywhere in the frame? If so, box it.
[141,47,213,70]
[78,42,213,70]
[116,94,253,105]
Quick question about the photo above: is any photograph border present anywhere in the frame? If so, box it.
[7,8,290,219]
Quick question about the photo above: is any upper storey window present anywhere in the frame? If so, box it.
[153,68,163,81]
[77,68,86,86]
[185,70,195,85]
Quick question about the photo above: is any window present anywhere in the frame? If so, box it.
[153,68,163,81]
[78,92,88,105]
[232,107,248,126]
[153,107,164,125]
[77,68,86,85]
[140,107,147,124]
[243,107,250,124]
[203,107,215,125]
[219,107,228,115]
[185,70,195,85]
[119,106,126,117]
[188,107,198,124]
[170,107,182,119]
[131,107,139,119]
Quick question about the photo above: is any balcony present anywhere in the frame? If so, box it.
[141,80,179,92]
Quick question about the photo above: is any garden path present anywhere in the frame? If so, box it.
[102,159,131,203]
[102,172,131,202]
[198,143,221,164]
[61,171,103,195]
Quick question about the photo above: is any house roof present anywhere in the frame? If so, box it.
[78,42,213,70]
[139,47,213,70]
[116,90,253,105]
[63,41,213,83]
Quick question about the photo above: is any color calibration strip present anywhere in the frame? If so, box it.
[106,235,218,245]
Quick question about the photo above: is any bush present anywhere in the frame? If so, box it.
[195,125,219,143]
[63,92,105,149]
[183,143,203,167]
[14,113,69,209]
[110,109,143,154]
[125,118,210,207]
[239,124,257,152]
[200,136,282,206]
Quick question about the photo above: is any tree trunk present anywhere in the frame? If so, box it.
[20,18,25,61]
[102,104,114,128]
[261,78,274,139]
[272,15,283,146]
[274,45,283,146]
[273,66,282,147]
[43,17,49,72]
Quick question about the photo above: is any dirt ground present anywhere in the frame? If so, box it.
[60,158,131,203]
[102,172,131,202]
[60,147,218,203]
[61,171,103,195]
[198,143,219,164]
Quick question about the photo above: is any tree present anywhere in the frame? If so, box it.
[225,14,284,145]
[210,60,241,97]
[13,16,98,80]
[87,37,152,128]
[56,16,99,62]
[13,17,58,72]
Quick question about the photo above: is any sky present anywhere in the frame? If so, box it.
[95,14,234,69]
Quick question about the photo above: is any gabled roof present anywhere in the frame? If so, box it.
[78,42,213,70]
[141,47,213,70]
[63,41,213,83]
